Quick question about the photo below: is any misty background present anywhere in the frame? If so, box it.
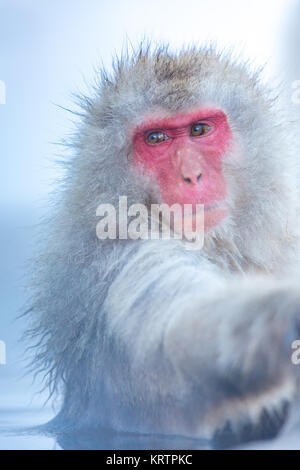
[0,0,300,449]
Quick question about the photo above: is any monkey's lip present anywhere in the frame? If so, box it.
[190,201,227,213]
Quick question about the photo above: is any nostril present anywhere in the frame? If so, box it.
[183,176,192,184]
[182,174,202,184]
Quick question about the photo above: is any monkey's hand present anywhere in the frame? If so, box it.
[164,279,300,447]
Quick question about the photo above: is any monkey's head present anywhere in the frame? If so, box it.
[75,45,298,257]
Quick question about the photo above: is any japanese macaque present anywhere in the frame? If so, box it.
[28,44,300,448]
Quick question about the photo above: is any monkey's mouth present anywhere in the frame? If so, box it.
[171,201,228,232]
[190,201,227,213]
[169,201,228,232]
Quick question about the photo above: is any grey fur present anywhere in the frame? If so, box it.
[27,43,300,445]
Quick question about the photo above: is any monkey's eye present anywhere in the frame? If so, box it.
[146,131,168,144]
[190,123,211,137]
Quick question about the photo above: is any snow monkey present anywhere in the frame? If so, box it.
[28,44,300,448]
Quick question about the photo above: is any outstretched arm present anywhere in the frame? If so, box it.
[98,241,299,443]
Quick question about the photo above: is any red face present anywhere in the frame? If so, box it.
[132,108,232,230]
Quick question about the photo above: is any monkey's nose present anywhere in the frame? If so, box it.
[182,172,202,185]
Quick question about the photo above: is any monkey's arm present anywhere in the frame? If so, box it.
[98,240,299,441]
